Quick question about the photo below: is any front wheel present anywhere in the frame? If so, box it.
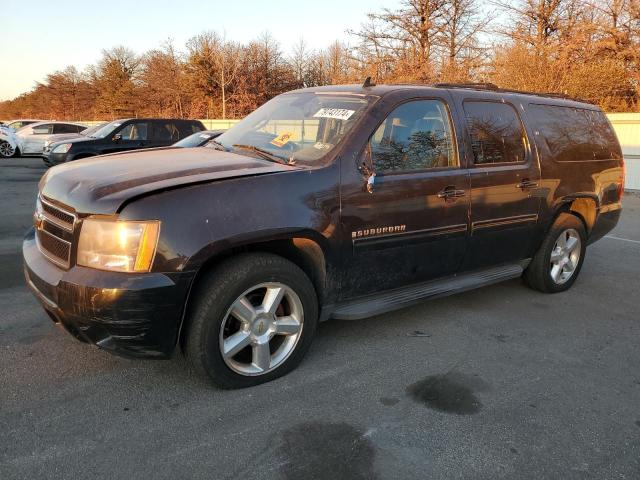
[524,213,587,293]
[184,253,318,388]
[0,140,16,158]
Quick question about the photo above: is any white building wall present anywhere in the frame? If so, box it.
[607,113,640,191]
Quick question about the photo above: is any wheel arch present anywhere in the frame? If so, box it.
[177,232,332,350]
[550,194,598,235]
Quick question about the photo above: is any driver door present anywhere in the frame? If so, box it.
[105,121,149,154]
[340,97,470,298]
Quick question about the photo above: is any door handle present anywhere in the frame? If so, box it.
[517,179,538,189]
[437,187,466,199]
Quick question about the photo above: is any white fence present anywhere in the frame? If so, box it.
[607,113,640,191]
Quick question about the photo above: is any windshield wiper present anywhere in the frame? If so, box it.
[232,144,288,165]
[208,139,227,151]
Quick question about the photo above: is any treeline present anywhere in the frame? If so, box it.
[2,0,639,120]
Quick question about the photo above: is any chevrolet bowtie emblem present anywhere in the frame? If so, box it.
[34,211,45,230]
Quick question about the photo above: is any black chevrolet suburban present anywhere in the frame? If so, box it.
[42,118,205,166]
[23,83,625,388]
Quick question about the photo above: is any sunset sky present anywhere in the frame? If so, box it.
[0,0,401,101]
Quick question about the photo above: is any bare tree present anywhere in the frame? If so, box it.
[438,0,489,81]
[350,0,449,82]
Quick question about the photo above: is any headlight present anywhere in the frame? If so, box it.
[52,143,72,153]
[77,217,161,272]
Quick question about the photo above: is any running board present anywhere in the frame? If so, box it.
[330,262,527,321]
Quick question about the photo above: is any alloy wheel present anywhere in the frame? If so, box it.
[219,282,304,376]
[0,141,15,157]
[549,228,582,285]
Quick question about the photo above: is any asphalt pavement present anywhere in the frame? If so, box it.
[1,157,639,479]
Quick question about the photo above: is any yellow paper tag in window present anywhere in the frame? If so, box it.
[270,131,295,148]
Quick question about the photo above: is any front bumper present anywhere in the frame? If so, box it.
[43,151,67,166]
[23,228,195,358]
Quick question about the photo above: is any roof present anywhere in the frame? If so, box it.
[293,82,596,108]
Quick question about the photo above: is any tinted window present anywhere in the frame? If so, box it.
[463,101,526,164]
[370,99,457,172]
[528,104,619,161]
[53,124,80,134]
[151,122,180,143]
[32,124,52,135]
[119,122,148,141]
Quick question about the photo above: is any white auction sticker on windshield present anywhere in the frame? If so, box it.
[313,108,355,121]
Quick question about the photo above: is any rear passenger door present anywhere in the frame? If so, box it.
[23,124,53,154]
[458,98,541,270]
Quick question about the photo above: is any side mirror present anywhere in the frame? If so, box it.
[112,133,122,143]
[358,143,376,194]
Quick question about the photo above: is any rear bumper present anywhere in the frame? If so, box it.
[23,228,195,358]
[588,203,622,244]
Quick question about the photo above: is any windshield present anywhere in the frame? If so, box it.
[90,120,124,138]
[214,93,373,165]
[174,131,214,148]
[81,123,106,136]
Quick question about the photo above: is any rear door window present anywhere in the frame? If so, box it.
[32,124,53,135]
[53,124,79,134]
[463,101,527,164]
[151,122,180,143]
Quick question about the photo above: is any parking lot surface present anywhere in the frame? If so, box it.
[1,157,639,479]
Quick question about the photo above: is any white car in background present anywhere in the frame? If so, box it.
[1,119,44,132]
[1,119,47,157]
[0,128,20,157]
[16,121,87,157]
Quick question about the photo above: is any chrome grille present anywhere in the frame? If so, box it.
[40,198,75,231]
[35,195,77,269]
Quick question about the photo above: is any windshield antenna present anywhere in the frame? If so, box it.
[362,76,376,88]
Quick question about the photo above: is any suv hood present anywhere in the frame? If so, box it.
[40,147,299,214]
[50,136,94,147]
[43,132,85,143]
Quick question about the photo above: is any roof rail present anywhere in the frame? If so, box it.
[431,82,590,104]
[432,82,500,91]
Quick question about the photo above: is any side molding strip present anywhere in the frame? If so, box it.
[472,214,538,232]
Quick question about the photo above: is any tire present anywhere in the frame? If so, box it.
[0,140,15,158]
[524,213,587,293]
[184,253,318,388]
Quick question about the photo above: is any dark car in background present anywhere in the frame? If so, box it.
[23,83,624,388]
[43,118,205,165]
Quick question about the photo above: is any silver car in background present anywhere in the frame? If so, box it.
[17,121,86,156]
[1,119,44,132]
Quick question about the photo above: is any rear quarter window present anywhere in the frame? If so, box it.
[527,104,620,161]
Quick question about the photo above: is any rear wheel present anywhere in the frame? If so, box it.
[524,213,587,293]
[184,253,318,388]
